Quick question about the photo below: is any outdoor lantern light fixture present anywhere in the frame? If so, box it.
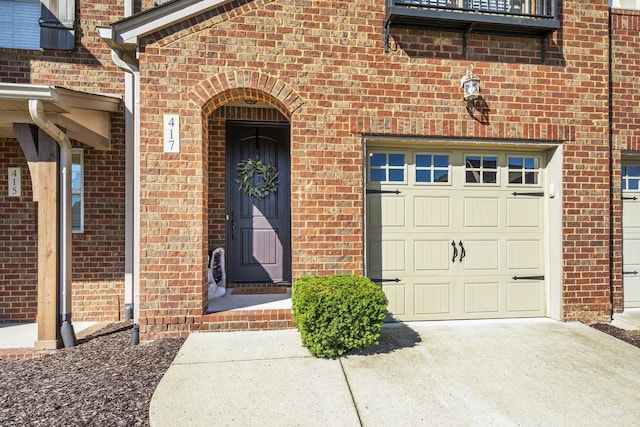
[460,65,489,124]
[461,65,481,101]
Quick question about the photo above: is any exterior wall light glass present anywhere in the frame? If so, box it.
[461,65,481,101]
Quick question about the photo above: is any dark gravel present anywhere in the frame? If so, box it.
[0,322,184,427]
[591,323,640,349]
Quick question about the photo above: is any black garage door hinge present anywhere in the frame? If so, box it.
[366,189,401,194]
[512,275,545,281]
[511,192,545,197]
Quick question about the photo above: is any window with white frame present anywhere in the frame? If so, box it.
[368,152,406,183]
[465,154,498,184]
[72,149,84,233]
[622,165,640,191]
[415,153,450,184]
[508,156,540,185]
[0,0,40,50]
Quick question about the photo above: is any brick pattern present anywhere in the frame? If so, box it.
[611,8,640,313]
[558,2,611,323]
[0,1,126,323]
[141,309,294,341]
[0,140,37,322]
[132,0,616,339]
[1,0,631,338]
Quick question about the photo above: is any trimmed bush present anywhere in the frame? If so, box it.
[292,274,388,358]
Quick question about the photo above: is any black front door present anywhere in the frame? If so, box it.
[227,122,291,283]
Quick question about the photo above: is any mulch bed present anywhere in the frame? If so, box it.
[591,323,640,349]
[0,321,184,427]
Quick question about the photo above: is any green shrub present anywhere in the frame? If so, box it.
[292,274,388,358]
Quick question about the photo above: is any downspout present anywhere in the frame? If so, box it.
[28,99,77,348]
[608,6,616,320]
[110,49,141,345]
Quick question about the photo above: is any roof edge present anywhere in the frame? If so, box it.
[110,0,234,46]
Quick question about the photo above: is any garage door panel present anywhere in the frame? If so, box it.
[369,240,406,272]
[463,240,499,270]
[414,196,450,227]
[384,241,406,271]
[415,240,450,271]
[624,276,640,308]
[415,283,451,315]
[464,198,498,227]
[464,282,499,313]
[368,195,406,227]
[623,238,640,265]
[623,199,640,228]
[507,281,543,312]
[383,284,406,316]
[506,240,541,270]
[507,198,541,228]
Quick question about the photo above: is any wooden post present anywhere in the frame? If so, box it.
[14,124,61,350]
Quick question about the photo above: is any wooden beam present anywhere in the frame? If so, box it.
[13,124,40,199]
[14,123,61,350]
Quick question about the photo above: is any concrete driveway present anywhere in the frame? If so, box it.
[150,319,640,426]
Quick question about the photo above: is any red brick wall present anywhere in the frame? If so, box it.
[0,140,37,322]
[611,8,640,313]
[132,0,614,339]
[0,0,127,323]
[70,115,126,322]
[1,0,623,335]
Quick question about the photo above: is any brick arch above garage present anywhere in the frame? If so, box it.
[188,70,305,118]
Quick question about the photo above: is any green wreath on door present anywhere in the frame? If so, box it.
[235,158,279,199]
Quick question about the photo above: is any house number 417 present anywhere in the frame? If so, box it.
[164,114,180,153]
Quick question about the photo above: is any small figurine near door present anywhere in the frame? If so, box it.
[208,247,226,299]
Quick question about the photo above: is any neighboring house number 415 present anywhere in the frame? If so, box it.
[164,114,180,153]
[8,167,21,197]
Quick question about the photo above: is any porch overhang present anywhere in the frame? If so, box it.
[0,83,121,151]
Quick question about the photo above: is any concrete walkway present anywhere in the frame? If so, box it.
[0,321,100,349]
[150,318,640,426]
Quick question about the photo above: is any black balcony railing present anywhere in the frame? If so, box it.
[392,0,556,18]
[384,0,559,56]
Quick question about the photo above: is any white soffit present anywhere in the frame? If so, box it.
[0,83,121,150]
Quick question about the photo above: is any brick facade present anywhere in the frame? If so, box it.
[1,0,639,341]
[0,140,37,322]
[0,0,126,323]
[611,8,640,314]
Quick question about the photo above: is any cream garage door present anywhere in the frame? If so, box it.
[366,148,547,321]
[622,162,640,308]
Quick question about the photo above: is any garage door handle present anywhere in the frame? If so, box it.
[451,240,458,262]
[459,240,465,263]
